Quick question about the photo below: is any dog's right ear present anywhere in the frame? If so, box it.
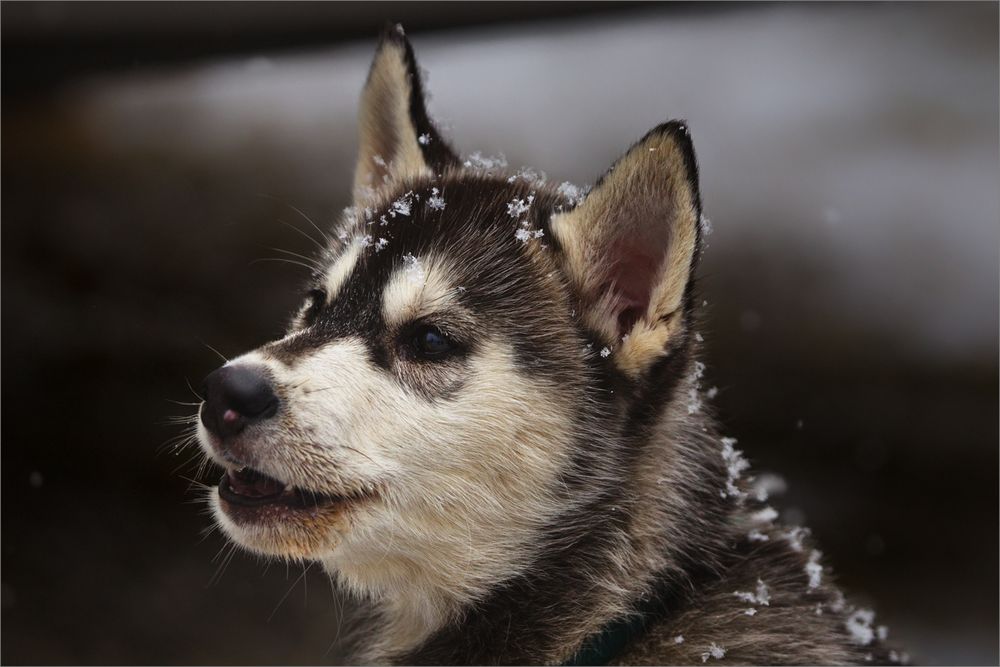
[551,122,703,379]
[353,23,459,205]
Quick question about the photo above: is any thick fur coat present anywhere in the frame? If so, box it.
[194,25,906,666]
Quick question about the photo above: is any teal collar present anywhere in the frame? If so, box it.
[562,588,670,666]
[562,612,647,666]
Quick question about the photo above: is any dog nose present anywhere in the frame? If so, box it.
[200,365,279,439]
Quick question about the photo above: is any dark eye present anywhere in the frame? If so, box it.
[302,288,326,324]
[411,325,454,360]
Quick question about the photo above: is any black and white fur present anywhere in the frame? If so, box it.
[194,24,905,665]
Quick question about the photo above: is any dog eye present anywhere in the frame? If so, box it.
[410,325,454,360]
[302,288,326,324]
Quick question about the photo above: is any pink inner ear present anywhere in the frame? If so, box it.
[604,242,662,336]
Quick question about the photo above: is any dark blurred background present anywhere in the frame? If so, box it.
[2,2,997,664]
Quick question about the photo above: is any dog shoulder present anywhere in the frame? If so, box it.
[616,536,904,666]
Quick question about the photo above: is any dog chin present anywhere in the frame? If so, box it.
[210,489,353,560]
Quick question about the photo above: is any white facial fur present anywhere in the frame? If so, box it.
[198,258,576,651]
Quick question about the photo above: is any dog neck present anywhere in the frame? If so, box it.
[355,358,732,664]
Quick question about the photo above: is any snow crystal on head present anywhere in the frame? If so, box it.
[463,151,508,171]
[402,253,425,286]
[428,187,446,211]
[699,214,714,237]
[390,191,415,218]
[506,166,546,185]
[507,195,534,219]
[556,181,588,207]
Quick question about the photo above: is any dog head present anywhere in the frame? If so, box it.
[196,24,704,623]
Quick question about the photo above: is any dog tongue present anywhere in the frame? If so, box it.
[228,468,286,498]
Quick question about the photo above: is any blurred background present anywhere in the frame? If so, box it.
[2,2,997,664]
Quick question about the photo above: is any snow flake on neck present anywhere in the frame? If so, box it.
[845,609,876,646]
[700,642,726,662]
[783,526,811,552]
[805,550,823,589]
[720,437,750,501]
[734,578,771,607]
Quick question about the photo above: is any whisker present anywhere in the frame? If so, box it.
[184,377,205,402]
[257,193,333,248]
[268,247,324,272]
[268,561,315,623]
[277,217,327,253]
[285,201,333,247]
[199,339,230,364]
[249,257,319,273]
[165,398,203,407]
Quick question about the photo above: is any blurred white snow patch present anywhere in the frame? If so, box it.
[783,525,811,552]
[734,578,771,607]
[673,635,685,644]
[720,437,750,500]
[751,472,788,502]
[751,506,779,524]
[507,166,546,184]
[463,151,508,170]
[846,609,877,646]
[806,550,823,589]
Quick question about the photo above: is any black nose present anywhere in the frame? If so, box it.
[200,365,279,439]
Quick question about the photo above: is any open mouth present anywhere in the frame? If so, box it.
[219,467,343,510]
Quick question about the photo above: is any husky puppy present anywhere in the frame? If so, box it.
[195,25,904,665]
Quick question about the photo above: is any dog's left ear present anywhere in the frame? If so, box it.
[551,122,703,378]
[353,23,459,204]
